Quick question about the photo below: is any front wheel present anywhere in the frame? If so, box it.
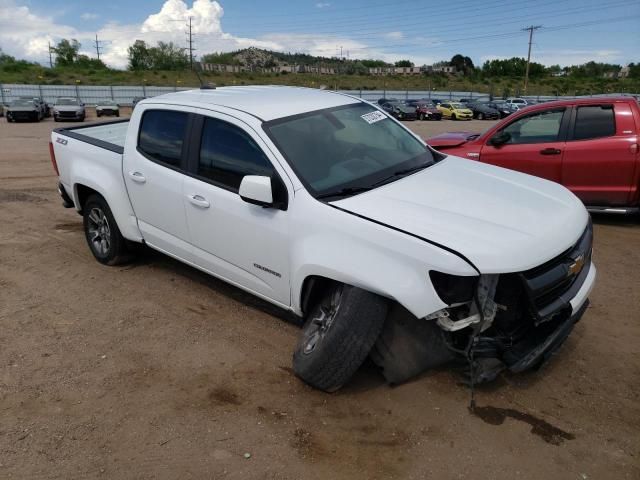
[419,112,425,121]
[83,194,131,265]
[451,113,457,120]
[477,113,484,120]
[293,284,388,392]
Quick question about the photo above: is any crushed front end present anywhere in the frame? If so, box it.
[372,221,596,384]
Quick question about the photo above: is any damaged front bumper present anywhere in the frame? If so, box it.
[373,223,596,385]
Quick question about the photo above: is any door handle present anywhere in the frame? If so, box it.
[187,194,210,209]
[539,148,562,155]
[128,171,146,183]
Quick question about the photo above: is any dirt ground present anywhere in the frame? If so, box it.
[1,109,638,480]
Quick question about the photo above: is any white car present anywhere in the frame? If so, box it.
[50,86,596,392]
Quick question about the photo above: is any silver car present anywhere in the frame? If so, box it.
[96,99,120,117]
[53,97,85,122]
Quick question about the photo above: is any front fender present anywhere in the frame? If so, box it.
[289,194,477,318]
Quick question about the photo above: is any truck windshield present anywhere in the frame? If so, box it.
[263,103,435,198]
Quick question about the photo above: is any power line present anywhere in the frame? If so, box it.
[522,25,541,94]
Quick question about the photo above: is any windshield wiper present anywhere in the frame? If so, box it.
[316,186,374,200]
[316,162,431,200]
[370,162,431,188]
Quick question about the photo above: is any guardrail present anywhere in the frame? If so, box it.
[1,83,637,106]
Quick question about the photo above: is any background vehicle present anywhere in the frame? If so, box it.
[486,100,518,118]
[5,98,43,122]
[377,97,398,106]
[437,102,473,120]
[505,97,529,108]
[50,86,595,393]
[132,96,146,108]
[465,101,500,120]
[381,101,417,120]
[404,99,442,120]
[96,100,120,117]
[427,97,640,213]
[18,96,48,117]
[53,97,85,122]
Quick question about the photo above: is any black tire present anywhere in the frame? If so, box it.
[116,112,120,117]
[451,113,457,120]
[419,112,425,121]
[79,114,85,122]
[293,284,388,392]
[83,194,131,266]
[477,113,484,120]
[97,112,101,117]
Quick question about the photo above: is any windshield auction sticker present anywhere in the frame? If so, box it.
[361,110,387,124]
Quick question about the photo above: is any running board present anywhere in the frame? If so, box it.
[587,206,639,215]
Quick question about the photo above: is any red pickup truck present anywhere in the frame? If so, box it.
[427,97,640,214]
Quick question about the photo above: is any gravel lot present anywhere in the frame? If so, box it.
[1,109,638,479]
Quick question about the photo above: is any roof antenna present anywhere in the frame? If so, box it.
[194,66,215,90]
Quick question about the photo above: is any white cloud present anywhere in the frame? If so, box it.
[315,2,331,8]
[80,12,99,21]
[384,31,403,41]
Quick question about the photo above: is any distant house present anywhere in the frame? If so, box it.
[619,65,631,78]
[431,64,457,74]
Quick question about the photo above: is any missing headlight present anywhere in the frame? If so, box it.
[429,271,478,305]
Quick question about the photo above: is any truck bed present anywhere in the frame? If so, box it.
[53,119,129,154]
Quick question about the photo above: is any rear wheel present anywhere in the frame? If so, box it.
[83,194,131,266]
[293,283,388,392]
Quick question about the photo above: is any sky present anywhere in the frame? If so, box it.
[0,0,638,70]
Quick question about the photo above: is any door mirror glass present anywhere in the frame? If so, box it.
[489,131,511,146]
[239,175,274,207]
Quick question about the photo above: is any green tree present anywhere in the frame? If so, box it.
[128,40,152,70]
[450,54,475,75]
[147,42,188,70]
[52,39,81,66]
[394,60,414,67]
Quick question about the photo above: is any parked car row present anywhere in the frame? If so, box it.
[3,97,127,122]
[375,97,529,121]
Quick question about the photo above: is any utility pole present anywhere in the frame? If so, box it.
[522,25,541,95]
[48,41,53,68]
[186,16,195,70]
[93,34,106,61]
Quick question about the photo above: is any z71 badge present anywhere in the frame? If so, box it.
[56,137,68,146]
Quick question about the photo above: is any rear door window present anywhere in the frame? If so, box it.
[572,105,615,141]
[138,110,189,167]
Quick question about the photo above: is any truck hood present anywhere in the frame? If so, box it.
[427,131,478,148]
[333,156,588,273]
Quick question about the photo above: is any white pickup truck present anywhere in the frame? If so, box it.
[50,86,596,392]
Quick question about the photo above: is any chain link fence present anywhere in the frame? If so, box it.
[1,83,637,106]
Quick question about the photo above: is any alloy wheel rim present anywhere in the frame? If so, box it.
[302,286,343,355]
[87,207,111,256]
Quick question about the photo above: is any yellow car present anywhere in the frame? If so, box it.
[437,102,473,120]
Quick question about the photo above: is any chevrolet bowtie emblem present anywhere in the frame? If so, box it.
[568,254,585,277]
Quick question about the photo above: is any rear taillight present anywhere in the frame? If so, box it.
[49,141,59,176]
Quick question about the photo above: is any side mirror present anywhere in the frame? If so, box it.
[239,175,274,207]
[489,131,511,146]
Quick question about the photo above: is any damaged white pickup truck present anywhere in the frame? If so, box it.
[50,86,596,392]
